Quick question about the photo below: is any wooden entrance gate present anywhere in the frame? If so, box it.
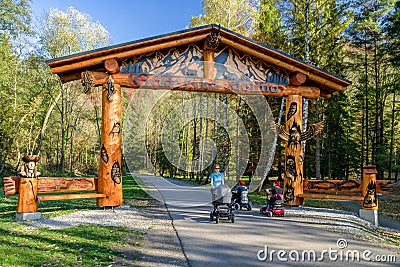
[5,25,353,216]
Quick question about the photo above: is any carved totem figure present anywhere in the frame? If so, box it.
[18,155,41,178]
[363,181,377,208]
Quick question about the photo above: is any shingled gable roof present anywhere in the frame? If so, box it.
[47,24,351,98]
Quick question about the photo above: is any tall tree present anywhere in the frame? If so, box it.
[385,0,400,181]
[277,0,353,179]
[348,0,396,179]
[253,0,287,51]
[38,7,111,173]
[190,0,259,36]
[0,0,31,36]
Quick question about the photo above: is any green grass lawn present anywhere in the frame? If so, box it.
[0,174,149,267]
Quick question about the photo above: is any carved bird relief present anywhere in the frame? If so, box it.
[275,121,324,146]
[109,122,121,137]
[287,102,297,121]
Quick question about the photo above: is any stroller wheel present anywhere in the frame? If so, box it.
[246,203,252,211]
[267,211,273,217]
[231,214,235,223]
[234,203,240,211]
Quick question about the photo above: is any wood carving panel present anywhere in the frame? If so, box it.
[37,177,97,193]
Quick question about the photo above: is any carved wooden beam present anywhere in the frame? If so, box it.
[219,36,347,93]
[50,34,208,75]
[82,71,321,99]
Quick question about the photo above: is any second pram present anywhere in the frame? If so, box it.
[210,184,235,223]
[231,180,252,211]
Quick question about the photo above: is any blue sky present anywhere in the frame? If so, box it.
[31,0,203,45]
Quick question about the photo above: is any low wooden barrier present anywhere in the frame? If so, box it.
[299,166,389,210]
[2,176,105,214]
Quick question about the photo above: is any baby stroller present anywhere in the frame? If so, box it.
[260,192,285,217]
[210,184,235,224]
[231,185,252,211]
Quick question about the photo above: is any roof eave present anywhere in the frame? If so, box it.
[47,24,351,93]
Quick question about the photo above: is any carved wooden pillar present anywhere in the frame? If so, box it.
[16,155,41,220]
[283,95,304,206]
[17,177,38,213]
[362,166,378,210]
[203,48,215,79]
[97,59,123,207]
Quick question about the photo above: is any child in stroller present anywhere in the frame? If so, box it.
[210,184,235,223]
[231,180,252,211]
[260,180,285,217]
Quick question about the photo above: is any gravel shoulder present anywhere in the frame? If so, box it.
[20,200,189,267]
[114,201,189,267]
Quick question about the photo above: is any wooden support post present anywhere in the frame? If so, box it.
[362,166,378,210]
[203,47,215,80]
[97,62,123,207]
[283,95,304,206]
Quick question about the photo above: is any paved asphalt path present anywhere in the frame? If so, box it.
[133,174,399,267]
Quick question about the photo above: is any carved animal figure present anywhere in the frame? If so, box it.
[101,145,109,163]
[109,122,121,137]
[363,181,377,208]
[205,25,221,49]
[287,102,297,121]
[286,155,297,180]
[104,76,115,102]
[284,180,294,202]
[111,161,122,184]
[275,121,325,147]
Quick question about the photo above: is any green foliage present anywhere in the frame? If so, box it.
[253,0,287,51]
[0,0,400,185]
[190,0,259,36]
[39,6,111,58]
[385,0,400,65]
[0,175,147,266]
[0,0,32,36]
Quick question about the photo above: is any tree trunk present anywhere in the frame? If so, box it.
[61,82,66,173]
[35,91,62,155]
[365,32,370,165]
[315,98,321,179]
[388,91,396,180]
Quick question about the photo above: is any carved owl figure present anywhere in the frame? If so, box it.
[287,102,297,121]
